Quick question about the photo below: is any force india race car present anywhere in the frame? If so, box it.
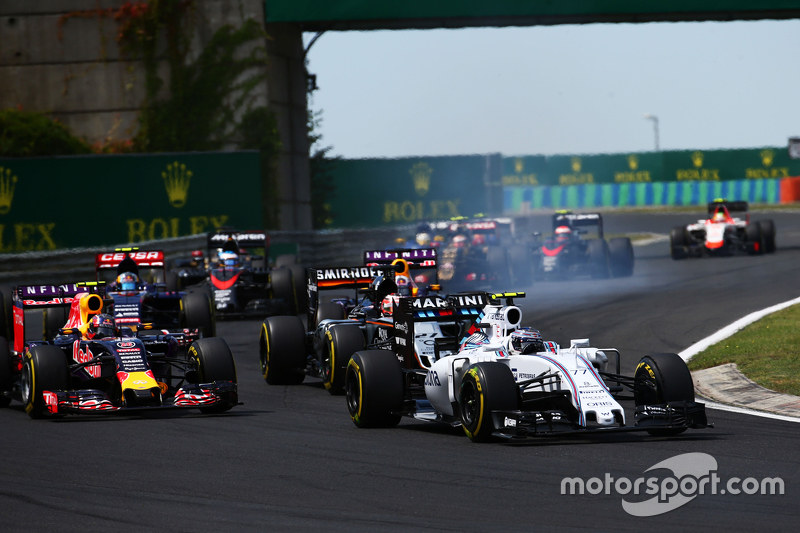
[0,282,237,418]
[532,212,634,279]
[344,292,710,442]
[670,200,776,259]
[174,230,299,317]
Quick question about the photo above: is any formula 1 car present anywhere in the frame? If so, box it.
[344,292,710,442]
[174,230,298,317]
[670,200,776,259]
[0,282,237,417]
[532,212,634,279]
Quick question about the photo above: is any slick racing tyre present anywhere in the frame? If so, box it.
[275,254,297,268]
[192,337,238,413]
[22,345,69,419]
[182,291,215,337]
[745,222,765,255]
[459,362,519,442]
[346,350,403,428]
[608,237,634,277]
[759,219,776,253]
[165,270,180,292]
[670,226,688,260]
[43,306,68,341]
[0,285,12,341]
[270,266,297,315]
[634,353,695,436]
[314,302,345,328]
[588,239,611,279]
[0,337,12,408]
[260,315,306,385]
[323,324,365,395]
[508,245,533,287]
[286,263,309,313]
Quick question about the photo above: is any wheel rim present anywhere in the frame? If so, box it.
[21,360,32,405]
[345,368,359,415]
[461,380,478,426]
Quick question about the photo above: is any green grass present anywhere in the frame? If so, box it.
[688,303,800,396]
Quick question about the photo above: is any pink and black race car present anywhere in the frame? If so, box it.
[669,200,776,259]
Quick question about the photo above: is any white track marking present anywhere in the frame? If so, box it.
[700,399,800,423]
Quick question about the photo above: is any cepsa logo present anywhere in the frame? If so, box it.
[100,251,163,262]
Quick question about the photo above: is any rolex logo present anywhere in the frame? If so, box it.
[514,158,524,174]
[571,157,582,173]
[162,161,192,208]
[691,151,704,168]
[0,166,18,215]
[760,149,774,167]
[410,162,432,197]
[627,154,639,170]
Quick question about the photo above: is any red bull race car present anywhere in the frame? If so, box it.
[0,282,237,418]
[670,200,776,259]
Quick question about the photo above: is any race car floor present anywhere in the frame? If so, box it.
[1,210,800,532]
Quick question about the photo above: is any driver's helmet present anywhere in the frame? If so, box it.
[87,314,116,340]
[510,327,545,354]
[452,235,468,248]
[116,272,139,292]
[713,211,727,222]
[554,225,572,242]
[416,232,431,246]
[381,295,400,316]
[396,275,412,296]
[472,234,486,246]
[219,250,239,267]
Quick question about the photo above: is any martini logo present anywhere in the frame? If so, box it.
[0,167,18,215]
[162,161,192,208]
[410,162,432,196]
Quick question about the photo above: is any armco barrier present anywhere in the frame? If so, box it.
[504,178,783,212]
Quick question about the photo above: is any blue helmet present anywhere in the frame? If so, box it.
[511,327,544,354]
[116,272,139,292]
[219,251,239,267]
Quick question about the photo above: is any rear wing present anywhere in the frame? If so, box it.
[708,200,748,214]
[207,231,268,250]
[13,282,107,308]
[96,250,165,271]
[392,292,488,370]
[364,248,437,269]
[552,212,603,237]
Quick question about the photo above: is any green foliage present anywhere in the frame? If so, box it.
[239,107,282,229]
[0,109,91,157]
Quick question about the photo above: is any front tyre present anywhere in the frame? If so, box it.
[192,337,238,413]
[21,345,69,419]
[670,226,688,260]
[260,315,306,385]
[323,324,365,395]
[270,267,297,315]
[345,350,403,428]
[634,353,695,436]
[459,362,519,442]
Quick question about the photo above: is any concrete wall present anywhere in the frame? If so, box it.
[0,0,311,231]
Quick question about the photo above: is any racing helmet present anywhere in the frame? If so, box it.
[416,232,431,246]
[87,314,116,340]
[555,225,572,242]
[219,250,239,267]
[452,235,468,248]
[510,327,545,355]
[713,211,727,222]
[116,272,139,292]
[396,275,412,297]
[381,295,400,316]
[472,234,486,246]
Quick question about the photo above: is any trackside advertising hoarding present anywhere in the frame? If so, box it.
[0,151,261,252]
[326,154,502,228]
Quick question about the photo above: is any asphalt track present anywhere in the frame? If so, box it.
[2,209,800,532]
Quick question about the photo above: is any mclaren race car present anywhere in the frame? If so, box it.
[670,200,776,259]
[0,282,237,418]
[532,212,634,279]
[174,230,299,317]
[344,292,710,442]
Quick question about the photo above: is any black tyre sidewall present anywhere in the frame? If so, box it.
[588,239,610,278]
[608,237,634,277]
[315,302,345,328]
[43,306,68,341]
[182,291,215,337]
[346,350,403,428]
[323,324,365,395]
[275,254,297,268]
[191,337,238,413]
[759,219,776,253]
[270,267,297,315]
[23,345,69,419]
[260,315,306,385]
[0,337,11,407]
[286,263,309,313]
[634,353,695,406]
[459,362,519,442]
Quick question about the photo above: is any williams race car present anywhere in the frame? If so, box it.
[0,282,237,418]
[670,200,776,259]
[532,212,634,279]
[344,292,710,442]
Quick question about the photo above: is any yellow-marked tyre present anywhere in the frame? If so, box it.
[459,362,518,443]
[345,351,403,428]
[322,324,364,395]
[193,337,238,413]
[259,316,305,385]
[634,353,694,436]
[21,345,69,419]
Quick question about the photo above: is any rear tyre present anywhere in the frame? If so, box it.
[315,302,345,328]
[286,263,309,313]
[323,324,365,395]
[275,254,297,268]
[634,353,695,436]
[182,291,215,337]
[345,350,403,428]
[0,337,12,408]
[745,222,764,255]
[43,306,69,341]
[270,267,297,315]
[608,237,634,277]
[260,315,306,385]
[587,239,610,278]
[670,227,688,260]
[759,219,776,253]
[0,286,12,341]
[508,245,532,287]
[192,337,238,413]
[459,362,519,442]
[165,271,180,292]
[21,345,69,419]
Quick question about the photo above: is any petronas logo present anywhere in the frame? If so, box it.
[410,162,432,197]
[760,149,774,167]
[162,161,192,208]
[692,151,704,168]
[0,166,18,215]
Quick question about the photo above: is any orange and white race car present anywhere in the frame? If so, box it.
[669,200,775,259]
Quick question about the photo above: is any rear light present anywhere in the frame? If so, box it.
[465,273,477,281]
[415,275,428,284]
